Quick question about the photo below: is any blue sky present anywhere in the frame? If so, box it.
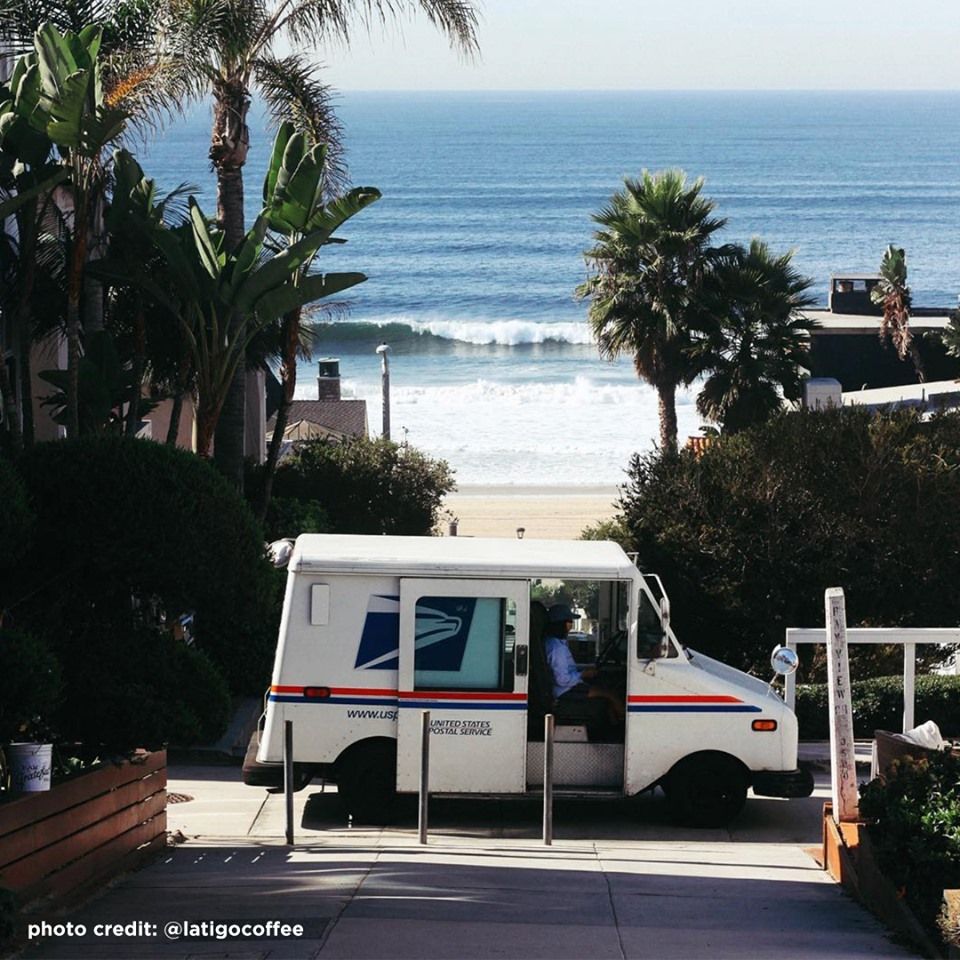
[319,0,960,91]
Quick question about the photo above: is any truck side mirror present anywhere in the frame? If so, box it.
[659,596,670,636]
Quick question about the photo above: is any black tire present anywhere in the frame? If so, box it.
[336,740,398,824]
[664,753,748,828]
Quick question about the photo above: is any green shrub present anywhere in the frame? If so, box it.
[0,887,16,953]
[271,436,455,535]
[0,630,62,742]
[262,496,329,542]
[619,408,960,674]
[795,674,960,739]
[57,621,231,750]
[860,751,960,948]
[0,456,33,570]
[10,437,280,697]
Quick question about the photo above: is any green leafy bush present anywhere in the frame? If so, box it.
[0,630,62,742]
[619,408,960,674]
[860,751,960,947]
[0,456,33,569]
[0,887,16,953]
[56,621,231,750]
[262,496,329,542]
[271,436,455,536]
[9,437,280,697]
[795,675,960,739]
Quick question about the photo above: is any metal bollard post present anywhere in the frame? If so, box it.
[543,713,554,846]
[418,710,430,844]
[283,720,294,845]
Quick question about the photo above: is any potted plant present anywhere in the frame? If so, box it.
[0,630,61,795]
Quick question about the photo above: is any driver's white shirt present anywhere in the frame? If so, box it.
[545,635,584,699]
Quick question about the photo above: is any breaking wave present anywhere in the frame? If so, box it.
[313,316,594,348]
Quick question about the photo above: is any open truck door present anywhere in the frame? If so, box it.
[396,578,529,793]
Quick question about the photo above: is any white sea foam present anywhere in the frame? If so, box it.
[410,317,593,346]
[295,372,703,485]
[340,314,594,346]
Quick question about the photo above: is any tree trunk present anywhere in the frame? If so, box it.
[166,390,184,446]
[258,308,300,523]
[83,190,107,334]
[65,230,87,439]
[125,300,146,437]
[210,76,252,490]
[166,349,192,446]
[657,380,678,453]
[0,355,21,453]
[909,341,926,384]
[213,374,245,478]
[18,330,34,448]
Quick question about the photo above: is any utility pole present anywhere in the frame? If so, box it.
[376,342,391,441]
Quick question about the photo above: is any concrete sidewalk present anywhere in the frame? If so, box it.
[18,756,913,960]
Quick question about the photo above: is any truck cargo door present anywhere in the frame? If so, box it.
[396,578,529,793]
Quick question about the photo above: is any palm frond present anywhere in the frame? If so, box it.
[252,52,346,192]
[275,0,478,55]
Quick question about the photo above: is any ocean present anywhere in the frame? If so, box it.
[140,91,960,485]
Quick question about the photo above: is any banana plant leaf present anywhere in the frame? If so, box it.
[0,167,67,219]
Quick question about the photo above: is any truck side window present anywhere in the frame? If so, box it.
[637,591,663,659]
[413,596,515,691]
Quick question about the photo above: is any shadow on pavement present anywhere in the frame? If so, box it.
[19,838,907,959]
[301,786,828,846]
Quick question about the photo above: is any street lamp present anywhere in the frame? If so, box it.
[375,342,390,441]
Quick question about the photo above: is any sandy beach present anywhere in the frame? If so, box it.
[443,484,620,540]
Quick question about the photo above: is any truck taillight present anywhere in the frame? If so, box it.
[752,719,777,732]
[304,686,331,699]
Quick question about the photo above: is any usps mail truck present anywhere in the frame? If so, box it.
[244,534,813,826]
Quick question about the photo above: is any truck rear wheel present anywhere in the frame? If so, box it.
[336,740,398,824]
[664,753,748,828]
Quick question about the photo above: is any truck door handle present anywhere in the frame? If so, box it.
[515,644,528,676]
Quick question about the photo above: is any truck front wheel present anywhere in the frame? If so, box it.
[664,753,748,828]
[336,740,398,824]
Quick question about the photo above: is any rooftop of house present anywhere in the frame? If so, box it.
[267,399,368,440]
[806,310,953,334]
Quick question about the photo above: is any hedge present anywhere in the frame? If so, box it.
[0,456,33,569]
[269,436,455,536]
[619,408,960,676]
[860,751,960,951]
[795,674,960,739]
[9,437,281,697]
[0,630,61,743]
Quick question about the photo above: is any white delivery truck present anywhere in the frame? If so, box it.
[244,534,813,826]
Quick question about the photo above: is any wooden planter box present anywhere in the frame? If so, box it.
[822,801,944,958]
[0,750,167,908]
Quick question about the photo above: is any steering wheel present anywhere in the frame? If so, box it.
[595,629,627,667]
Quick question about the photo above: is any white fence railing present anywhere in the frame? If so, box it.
[783,628,960,734]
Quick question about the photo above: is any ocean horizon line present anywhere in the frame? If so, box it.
[334,87,960,95]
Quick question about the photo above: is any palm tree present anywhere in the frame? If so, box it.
[0,68,67,450]
[29,23,130,437]
[576,169,729,452]
[871,245,924,382]
[101,194,369,455]
[694,239,816,434]
[99,149,193,436]
[164,0,478,486]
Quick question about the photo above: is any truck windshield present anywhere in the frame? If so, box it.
[532,579,629,665]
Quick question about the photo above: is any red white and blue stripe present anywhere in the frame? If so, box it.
[269,686,526,710]
[269,686,398,706]
[627,694,761,714]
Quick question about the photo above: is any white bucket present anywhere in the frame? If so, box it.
[7,742,53,792]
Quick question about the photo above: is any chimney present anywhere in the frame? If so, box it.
[317,358,341,400]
